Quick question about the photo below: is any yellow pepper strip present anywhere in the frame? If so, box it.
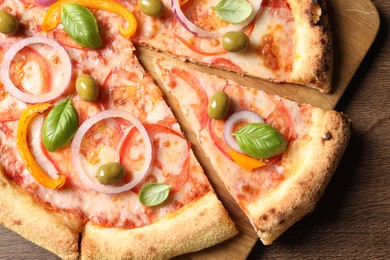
[42,0,137,38]
[17,103,66,189]
[179,0,190,6]
[228,148,266,172]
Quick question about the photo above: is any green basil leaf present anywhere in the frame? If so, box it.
[232,123,288,159]
[212,0,252,24]
[139,183,171,206]
[61,4,102,49]
[42,99,79,152]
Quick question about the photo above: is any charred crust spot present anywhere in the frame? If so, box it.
[12,219,22,226]
[269,208,276,214]
[261,214,268,221]
[259,228,266,233]
[311,1,323,25]
[322,132,332,140]
[278,219,285,225]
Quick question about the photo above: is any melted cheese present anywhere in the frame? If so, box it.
[0,0,210,229]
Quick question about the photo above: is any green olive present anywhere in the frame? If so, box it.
[222,31,249,52]
[76,74,99,102]
[208,91,230,119]
[0,11,19,35]
[138,0,165,17]
[96,162,126,185]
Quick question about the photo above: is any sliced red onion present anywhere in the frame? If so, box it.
[71,110,153,194]
[0,36,71,104]
[34,0,58,6]
[171,0,262,38]
[223,110,264,153]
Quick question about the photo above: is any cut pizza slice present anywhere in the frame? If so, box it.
[123,0,333,92]
[0,1,236,258]
[154,57,351,245]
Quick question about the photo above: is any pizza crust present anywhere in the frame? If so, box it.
[246,109,351,245]
[80,191,237,259]
[0,166,82,260]
[289,0,333,93]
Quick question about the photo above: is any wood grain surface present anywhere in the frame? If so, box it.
[0,0,389,259]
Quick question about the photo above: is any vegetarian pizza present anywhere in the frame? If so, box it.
[126,0,333,92]
[0,0,348,258]
[0,1,237,258]
[154,57,350,245]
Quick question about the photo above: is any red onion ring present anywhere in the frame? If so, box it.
[171,0,262,38]
[223,110,264,153]
[0,36,71,104]
[71,110,153,194]
[34,0,58,7]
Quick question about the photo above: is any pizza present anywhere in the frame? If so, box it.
[0,0,348,257]
[154,57,351,245]
[126,0,333,93]
[0,1,237,258]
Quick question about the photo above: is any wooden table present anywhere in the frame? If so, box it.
[0,0,389,259]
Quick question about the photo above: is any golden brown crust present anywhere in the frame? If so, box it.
[0,166,82,260]
[80,191,237,259]
[289,0,334,93]
[246,110,351,245]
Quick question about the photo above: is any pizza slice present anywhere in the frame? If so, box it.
[123,0,333,92]
[0,1,236,258]
[154,57,351,245]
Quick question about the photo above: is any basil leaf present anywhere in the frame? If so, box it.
[42,99,79,152]
[212,0,252,24]
[232,123,288,159]
[61,4,102,49]
[139,183,171,206]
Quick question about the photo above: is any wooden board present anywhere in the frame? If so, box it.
[0,0,380,259]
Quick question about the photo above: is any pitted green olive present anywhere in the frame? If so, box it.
[222,31,249,52]
[0,11,19,35]
[138,0,165,17]
[208,91,230,119]
[96,162,126,185]
[76,74,99,102]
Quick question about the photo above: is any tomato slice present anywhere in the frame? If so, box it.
[9,46,52,95]
[72,96,102,124]
[265,97,294,141]
[120,123,190,194]
[52,29,88,50]
[169,67,208,129]
[209,58,243,73]
[99,69,147,121]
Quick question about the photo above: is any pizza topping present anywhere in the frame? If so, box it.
[17,103,66,189]
[224,110,264,153]
[0,10,19,35]
[71,109,152,194]
[171,0,262,38]
[212,0,252,24]
[0,37,72,103]
[233,123,287,159]
[208,91,230,119]
[42,98,79,152]
[228,148,266,171]
[76,74,99,102]
[138,0,165,17]
[221,31,249,52]
[42,0,137,38]
[96,162,126,185]
[34,0,59,7]
[61,4,102,49]
[139,183,171,206]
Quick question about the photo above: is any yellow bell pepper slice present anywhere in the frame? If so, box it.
[228,148,266,171]
[42,0,137,38]
[17,103,66,189]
